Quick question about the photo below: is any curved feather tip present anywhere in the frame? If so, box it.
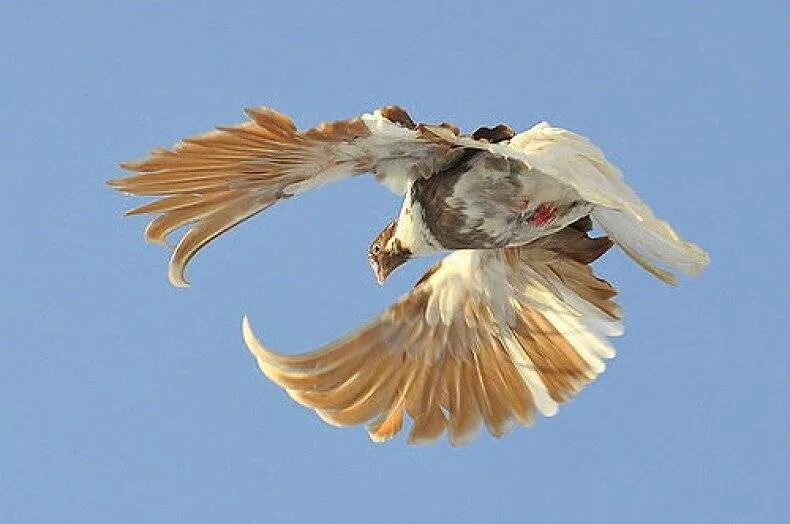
[242,315,266,359]
[242,315,287,365]
[167,262,190,288]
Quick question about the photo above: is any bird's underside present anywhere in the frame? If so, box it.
[410,149,593,250]
[109,105,709,445]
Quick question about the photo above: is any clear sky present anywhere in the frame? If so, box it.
[2,2,787,522]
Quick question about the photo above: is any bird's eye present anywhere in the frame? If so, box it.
[371,244,381,255]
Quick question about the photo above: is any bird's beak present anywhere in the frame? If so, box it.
[375,268,386,286]
[369,256,386,286]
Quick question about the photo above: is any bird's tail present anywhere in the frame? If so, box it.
[592,206,710,285]
[504,122,710,285]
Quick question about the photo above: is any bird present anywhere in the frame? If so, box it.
[108,105,709,445]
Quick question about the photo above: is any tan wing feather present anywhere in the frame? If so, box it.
[405,350,449,444]
[109,106,443,287]
[243,222,622,445]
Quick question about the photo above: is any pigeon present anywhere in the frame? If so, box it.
[109,106,709,445]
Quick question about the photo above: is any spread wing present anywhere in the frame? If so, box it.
[110,106,709,288]
[457,124,710,284]
[243,222,621,445]
[108,106,464,287]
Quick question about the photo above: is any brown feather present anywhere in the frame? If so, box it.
[243,107,297,134]
[407,352,448,444]
[167,194,273,286]
[513,309,587,402]
[255,320,400,371]
[470,342,514,437]
[289,349,396,411]
[367,355,423,442]
[379,105,416,129]
[143,192,242,245]
[316,358,400,426]
[256,350,371,393]
[486,330,536,427]
[125,195,202,216]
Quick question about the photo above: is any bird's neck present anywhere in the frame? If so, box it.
[393,190,442,256]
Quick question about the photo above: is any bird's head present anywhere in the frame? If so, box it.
[368,220,412,285]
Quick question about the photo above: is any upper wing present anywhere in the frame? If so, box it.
[110,107,708,287]
[108,106,462,287]
[243,221,621,445]
[458,123,711,284]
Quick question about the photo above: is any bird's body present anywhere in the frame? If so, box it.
[109,105,709,445]
[402,149,592,253]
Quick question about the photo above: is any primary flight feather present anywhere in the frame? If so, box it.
[109,105,709,445]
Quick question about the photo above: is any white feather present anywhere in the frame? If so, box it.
[593,207,710,282]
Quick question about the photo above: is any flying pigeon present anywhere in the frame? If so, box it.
[109,106,709,445]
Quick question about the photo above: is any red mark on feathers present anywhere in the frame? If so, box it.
[529,203,556,226]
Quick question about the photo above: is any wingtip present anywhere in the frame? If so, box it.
[368,430,397,443]
[241,315,253,339]
[241,315,266,359]
[540,401,560,418]
[167,265,190,288]
[118,159,145,172]
[242,315,272,369]
[242,106,255,116]
[242,316,313,393]
[242,106,266,119]
[687,245,712,276]
[106,178,133,198]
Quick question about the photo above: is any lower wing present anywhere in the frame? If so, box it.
[243,220,621,445]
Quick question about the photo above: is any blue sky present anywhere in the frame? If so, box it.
[2,2,787,522]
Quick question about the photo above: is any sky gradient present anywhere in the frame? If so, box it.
[2,2,787,522]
